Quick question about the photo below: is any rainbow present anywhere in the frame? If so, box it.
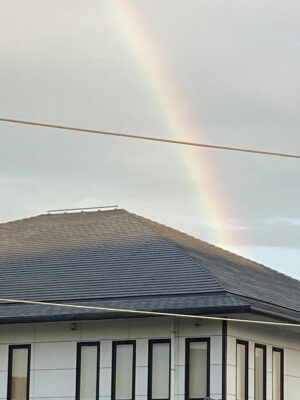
[107,0,239,248]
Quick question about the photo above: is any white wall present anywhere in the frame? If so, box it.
[1,316,298,400]
[0,317,223,400]
[227,321,300,400]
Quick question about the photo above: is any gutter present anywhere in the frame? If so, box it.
[250,306,300,324]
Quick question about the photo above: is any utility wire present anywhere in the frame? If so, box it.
[1,117,299,160]
[0,297,299,328]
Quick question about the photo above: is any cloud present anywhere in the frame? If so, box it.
[220,217,300,248]
[0,0,299,274]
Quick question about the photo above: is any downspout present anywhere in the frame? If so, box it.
[170,318,177,400]
[222,320,228,400]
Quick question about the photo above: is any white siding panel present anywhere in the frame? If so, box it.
[34,342,76,370]
[177,365,185,396]
[0,345,8,371]
[248,341,255,369]
[248,368,255,399]
[82,319,130,340]
[99,367,111,397]
[32,398,74,400]
[285,375,300,398]
[32,369,76,398]
[210,364,222,396]
[130,318,171,339]
[135,366,148,396]
[35,322,81,343]
[177,337,185,367]
[210,336,222,365]
[226,364,236,397]
[99,340,112,368]
[286,348,300,376]
[136,339,148,367]
[0,371,7,398]
[227,395,236,400]
[227,336,236,366]
[266,371,272,400]
[0,324,35,344]
[179,319,221,338]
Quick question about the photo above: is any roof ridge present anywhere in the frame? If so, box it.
[132,213,300,285]
[128,211,226,292]
[0,208,125,227]
[0,213,45,226]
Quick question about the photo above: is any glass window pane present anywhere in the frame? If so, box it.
[80,346,98,400]
[152,342,170,399]
[236,343,246,400]
[255,347,265,400]
[189,341,207,399]
[272,351,282,400]
[115,344,133,400]
[11,348,29,400]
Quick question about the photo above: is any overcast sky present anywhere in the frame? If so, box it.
[1,0,299,279]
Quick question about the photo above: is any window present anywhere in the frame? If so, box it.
[185,338,210,400]
[112,341,136,400]
[76,342,100,400]
[148,340,171,400]
[236,340,248,400]
[7,345,31,400]
[255,344,266,400]
[272,348,284,400]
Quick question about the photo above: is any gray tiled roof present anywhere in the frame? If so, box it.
[0,209,299,323]
[140,216,300,315]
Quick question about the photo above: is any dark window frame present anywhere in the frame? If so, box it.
[111,340,136,400]
[75,341,100,400]
[236,340,249,400]
[254,344,267,400]
[7,344,31,400]
[148,339,171,400]
[185,338,210,400]
[272,347,284,400]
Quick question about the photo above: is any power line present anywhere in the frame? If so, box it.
[0,297,299,328]
[1,117,299,160]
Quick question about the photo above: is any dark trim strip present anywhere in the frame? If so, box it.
[254,344,267,400]
[272,347,284,400]
[185,337,210,400]
[7,344,31,400]
[222,321,227,400]
[112,340,136,400]
[236,340,249,400]
[75,342,100,400]
[148,339,171,400]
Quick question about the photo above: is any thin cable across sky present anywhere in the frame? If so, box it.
[1,117,299,160]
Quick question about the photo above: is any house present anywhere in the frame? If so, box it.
[0,209,299,400]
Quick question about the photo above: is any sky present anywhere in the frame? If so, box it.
[0,0,299,279]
